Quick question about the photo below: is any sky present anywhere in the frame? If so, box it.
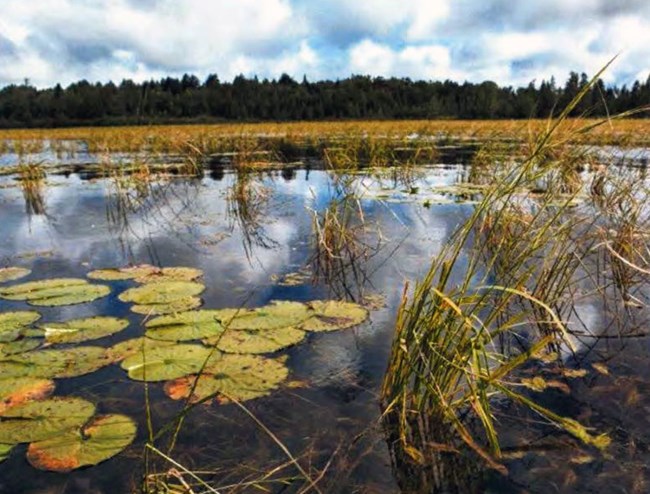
[0,0,649,89]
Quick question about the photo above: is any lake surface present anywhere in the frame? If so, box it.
[1,154,650,493]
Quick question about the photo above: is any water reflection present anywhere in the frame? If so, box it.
[226,170,279,263]
[2,159,650,493]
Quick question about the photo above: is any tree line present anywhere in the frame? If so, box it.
[0,72,648,128]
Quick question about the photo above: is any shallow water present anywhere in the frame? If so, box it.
[1,159,650,493]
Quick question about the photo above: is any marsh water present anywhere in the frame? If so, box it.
[1,149,650,493]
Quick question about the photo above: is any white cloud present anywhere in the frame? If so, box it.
[0,0,305,86]
[0,0,648,87]
[349,40,460,81]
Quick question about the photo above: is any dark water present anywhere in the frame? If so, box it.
[0,161,649,494]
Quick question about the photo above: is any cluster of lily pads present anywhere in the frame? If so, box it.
[0,264,370,472]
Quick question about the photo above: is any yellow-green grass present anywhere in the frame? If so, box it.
[0,119,648,154]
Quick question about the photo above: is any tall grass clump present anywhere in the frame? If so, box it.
[310,190,379,301]
[589,164,650,319]
[380,65,634,490]
[17,161,47,215]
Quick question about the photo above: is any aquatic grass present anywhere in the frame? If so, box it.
[380,64,625,482]
[226,169,277,261]
[585,164,650,328]
[309,173,383,302]
[17,161,47,216]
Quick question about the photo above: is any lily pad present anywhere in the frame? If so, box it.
[0,338,43,356]
[134,267,204,284]
[88,265,203,284]
[87,269,135,281]
[0,278,86,298]
[88,265,158,281]
[0,279,110,307]
[208,327,306,354]
[165,354,289,403]
[0,397,96,444]
[105,337,175,362]
[145,310,225,342]
[0,347,111,379]
[225,301,312,330]
[0,267,31,283]
[121,344,218,382]
[0,443,13,462]
[0,311,41,342]
[130,296,202,316]
[0,377,55,414]
[300,301,369,332]
[27,414,137,473]
[41,317,129,345]
[118,281,205,305]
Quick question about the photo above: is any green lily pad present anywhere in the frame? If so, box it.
[27,414,137,473]
[88,265,203,284]
[118,281,205,305]
[145,310,225,342]
[0,443,13,462]
[87,269,135,281]
[0,267,31,283]
[134,267,204,284]
[165,354,289,403]
[0,338,42,356]
[208,327,306,354]
[0,397,96,444]
[0,377,55,414]
[121,344,218,382]
[130,296,203,316]
[41,317,129,345]
[87,264,157,281]
[0,311,41,342]
[225,301,312,330]
[0,347,111,379]
[0,278,86,298]
[300,301,369,332]
[0,279,110,307]
[105,337,175,362]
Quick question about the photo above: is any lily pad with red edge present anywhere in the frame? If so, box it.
[26,414,137,473]
[0,397,96,444]
[0,377,55,414]
[164,353,289,404]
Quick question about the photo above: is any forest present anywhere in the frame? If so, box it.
[0,71,649,128]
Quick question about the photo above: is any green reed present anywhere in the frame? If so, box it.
[380,64,629,481]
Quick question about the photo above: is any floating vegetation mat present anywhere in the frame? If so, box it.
[0,266,371,474]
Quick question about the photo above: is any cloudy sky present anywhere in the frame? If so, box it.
[0,0,648,89]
